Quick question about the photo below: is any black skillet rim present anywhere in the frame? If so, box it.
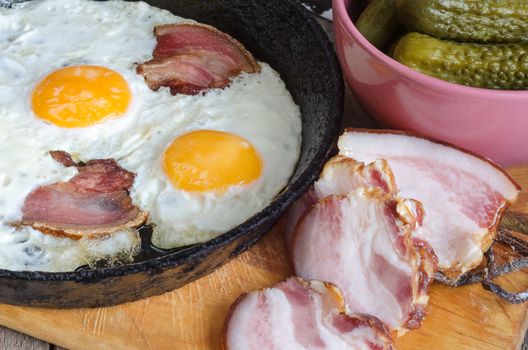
[0,0,344,282]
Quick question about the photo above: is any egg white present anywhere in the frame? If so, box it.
[0,224,140,272]
[0,0,302,270]
[120,64,302,248]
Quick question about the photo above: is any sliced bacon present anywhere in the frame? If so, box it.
[20,151,147,240]
[223,277,394,350]
[285,156,397,248]
[138,53,236,95]
[338,129,521,279]
[137,23,260,95]
[152,24,259,71]
[292,188,434,335]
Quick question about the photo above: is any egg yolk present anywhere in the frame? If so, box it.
[31,65,131,128]
[163,130,262,192]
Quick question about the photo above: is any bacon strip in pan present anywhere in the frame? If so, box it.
[20,151,147,239]
[137,23,260,95]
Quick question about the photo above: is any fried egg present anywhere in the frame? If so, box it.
[0,0,302,271]
[120,65,301,248]
[31,65,132,129]
[0,0,184,159]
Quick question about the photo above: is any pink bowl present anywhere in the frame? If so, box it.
[333,0,528,167]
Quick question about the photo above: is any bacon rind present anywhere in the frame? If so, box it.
[338,128,521,279]
[19,152,147,240]
[412,238,438,295]
[138,23,260,95]
[395,200,437,330]
[22,211,148,241]
[292,188,434,335]
[222,277,394,350]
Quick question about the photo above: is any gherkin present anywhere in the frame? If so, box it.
[396,0,528,43]
[356,0,402,49]
[393,32,528,90]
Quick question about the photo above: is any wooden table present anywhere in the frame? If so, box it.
[1,15,527,350]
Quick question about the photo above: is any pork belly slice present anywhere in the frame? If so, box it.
[285,156,397,247]
[138,52,238,95]
[292,188,435,334]
[20,151,147,240]
[338,129,521,279]
[223,277,394,350]
[152,24,259,71]
[137,23,260,95]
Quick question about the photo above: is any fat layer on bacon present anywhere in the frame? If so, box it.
[338,129,521,278]
[223,277,394,350]
[285,156,397,248]
[292,188,434,335]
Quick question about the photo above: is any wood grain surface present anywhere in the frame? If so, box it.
[0,165,526,350]
[0,326,49,350]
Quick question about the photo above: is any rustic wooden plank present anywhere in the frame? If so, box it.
[0,326,49,350]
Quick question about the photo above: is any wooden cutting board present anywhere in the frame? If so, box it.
[0,165,526,350]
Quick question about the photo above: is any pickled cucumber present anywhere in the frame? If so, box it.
[393,32,528,90]
[356,0,403,49]
[396,0,528,43]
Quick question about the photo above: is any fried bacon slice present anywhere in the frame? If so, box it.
[292,188,436,335]
[223,277,394,350]
[137,23,260,95]
[20,151,147,240]
[338,129,521,279]
[285,156,397,248]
